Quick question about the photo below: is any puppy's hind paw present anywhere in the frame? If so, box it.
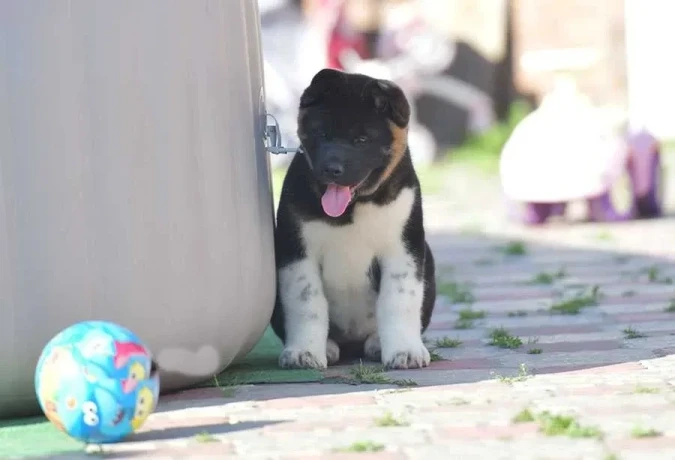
[279,347,328,370]
[364,333,381,362]
[326,339,340,366]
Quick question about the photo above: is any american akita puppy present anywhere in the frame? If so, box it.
[271,68,436,369]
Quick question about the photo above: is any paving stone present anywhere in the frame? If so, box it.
[598,302,673,314]
[498,349,657,369]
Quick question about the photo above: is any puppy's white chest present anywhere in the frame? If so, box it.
[302,213,380,339]
[300,189,415,339]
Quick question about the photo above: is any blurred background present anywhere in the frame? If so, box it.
[259,0,675,217]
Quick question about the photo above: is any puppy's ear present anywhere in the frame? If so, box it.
[371,79,411,128]
[299,68,345,109]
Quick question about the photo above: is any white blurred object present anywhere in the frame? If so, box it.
[500,78,628,203]
[624,0,675,140]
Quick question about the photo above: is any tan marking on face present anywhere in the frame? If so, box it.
[360,121,408,195]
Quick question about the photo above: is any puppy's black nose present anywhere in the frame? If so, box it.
[321,161,344,179]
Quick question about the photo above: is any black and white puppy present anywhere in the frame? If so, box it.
[270,68,436,370]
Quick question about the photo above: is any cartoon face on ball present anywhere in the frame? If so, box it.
[53,377,100,441]
[55,374,143,443]
[122,361,146,394]
[81,400,100,427]
[131,386,155,431]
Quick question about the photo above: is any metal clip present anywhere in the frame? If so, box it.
[265,114,299,155]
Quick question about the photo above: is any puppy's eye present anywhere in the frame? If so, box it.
[354,136,369,144]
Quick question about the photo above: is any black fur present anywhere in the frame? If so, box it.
[270,68,436,361]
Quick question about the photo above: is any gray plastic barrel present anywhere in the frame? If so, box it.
[0,0,275,418]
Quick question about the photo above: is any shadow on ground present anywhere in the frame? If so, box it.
[130,420,283,442]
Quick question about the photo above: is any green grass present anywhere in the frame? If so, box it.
[527,348,543,355]
[212,376,238,398]
[549,286,601,315]
[454,319,475,329]
[665,300,675,313]
[488,327,523,349]
[537,412,603,439]
[642,265,674,284]
[633,385,659,394]
[594,230,614,241]
[0,418,84,459]
[438,282,475,304]
[348,362,391,384]
[346,362,418,387]
[497,240,527,256]
[645,265,660,282]
[434,337,463,348]
[429,350,444,362]
[622,327,647,339]
[194,431,219,443]
[512,408,536,423]
[630,426,662,438]
[453,307,485,329]
[392,378,418,387]
[529,268,566,285]
[512,409,603,439]
[373,412,409,427]
[493,363,532,384]
[334,441,385,453]
[458,308,486,321]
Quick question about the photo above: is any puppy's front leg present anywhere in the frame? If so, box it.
[376,253,430,369]
[278,259,330,369]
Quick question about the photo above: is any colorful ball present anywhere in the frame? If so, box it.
[34,321,160,444]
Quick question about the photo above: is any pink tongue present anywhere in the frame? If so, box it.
[321,184,352,217]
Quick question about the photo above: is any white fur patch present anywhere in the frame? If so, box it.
[277,259,329,369]
[280,187,429,369]
[376,251,430,369]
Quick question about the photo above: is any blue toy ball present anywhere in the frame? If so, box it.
[34,321,160,444]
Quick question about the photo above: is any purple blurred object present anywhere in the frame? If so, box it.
[587,192,630,223]
[628,146,664,219]
[502,118,664,226]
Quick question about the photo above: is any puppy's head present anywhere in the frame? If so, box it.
[297,68,410,218]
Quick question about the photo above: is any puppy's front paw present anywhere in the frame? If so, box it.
[381,337,430,370]
[279,347,328,370]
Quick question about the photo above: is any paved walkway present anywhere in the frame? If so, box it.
[51,168,675,460]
